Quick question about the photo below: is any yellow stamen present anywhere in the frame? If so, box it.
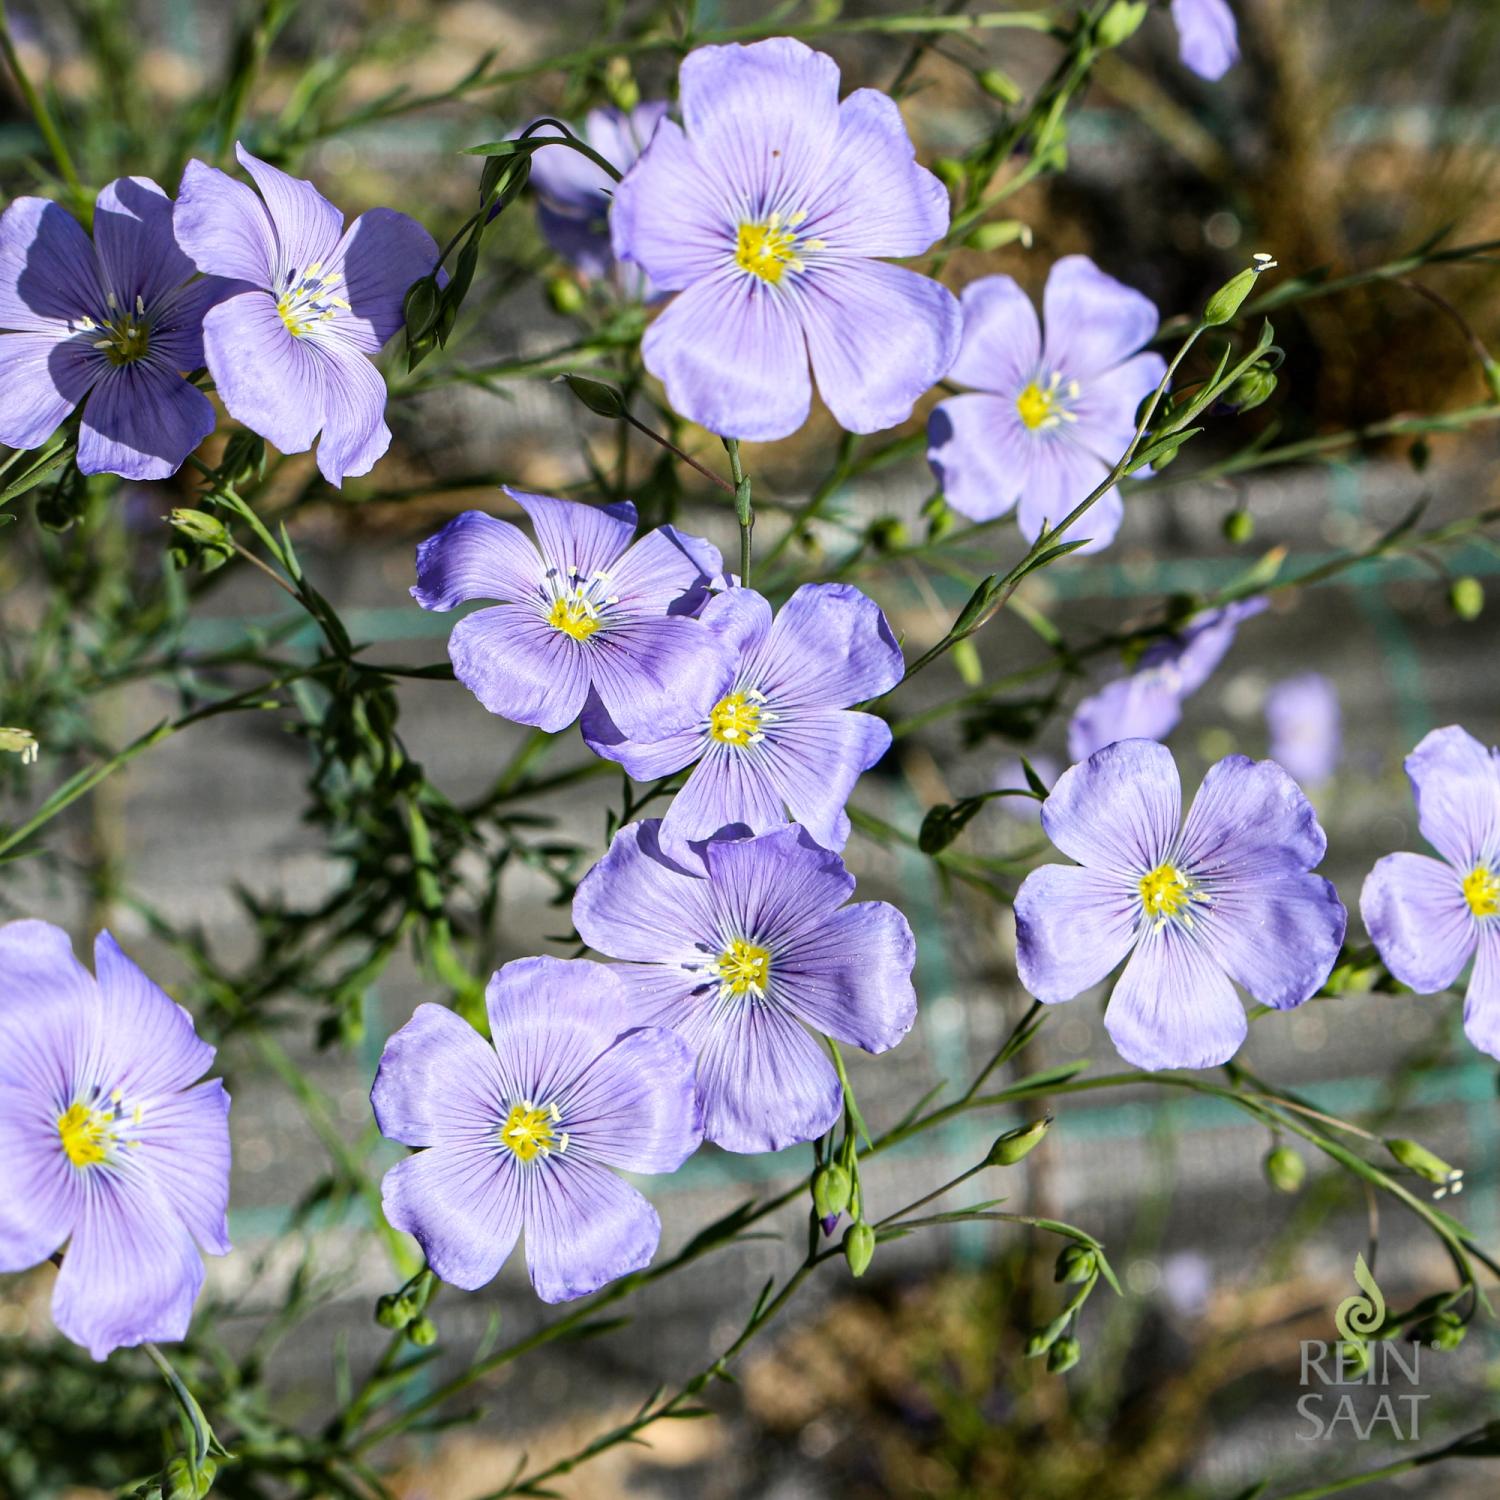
[1463,865,1500,918]
[547,596,601,641]
[57,1101,112,1168]
[709,691,762,745]
[736,215,801,284]
[1139,863,1191,921]
[715,938,772,997]
[1016,379,1060,431]
[500,1101,558,1162]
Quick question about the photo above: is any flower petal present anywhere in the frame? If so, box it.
[946,275,1041,394]
[587,615,736,740]
[381,1145,522,1291]
[749,582,903,707]
[1014,863,1138,1003]
[0,1091,81,1271]
[926,392,1026,523]
[173,158,277,287]
[202,289,325,455]
[323,207,440,355]
[797,257,960,434]
[755,708,891,851]
[1105,926,1247,1071]
[1067,674,1184,761]
[77,360,217,481]
[522,1156,660,1302]
[1071,351,1167,461]
[559,1025,702,1173]
[657,739,789,852]
[607,524,725,614]
[411,510,544,611]
[703,824,856,946]
[580,691,704,780]
[1463,924,1500,1061]
[0,330,96,451]
[1172,0,1239,80]
[307,340,390,487]
[1360,852,1474,994]
[1266,672,1342,785]
[1014,435,1118,554]
[1041,255,1159,380]
[1404,725,1500,872]
[92,177,196,312]
[507,487,637,578]
[447,603,591,731]
[1041,739,1181,877]
[641,267,810,442]
[0,197,102,330]
[93,932,216,1100]
[371,1002,508,1148]
[1177,755,1327,875]
[133,1079,232,1255]
[235,143,344,269]
[0,920,99,1103]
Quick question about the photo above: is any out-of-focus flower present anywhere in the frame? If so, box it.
[0,727,39,764]
[581,583,901,853]
[573,822,917,1153]
[1266,672,1341,785]
[1068,598,1265,760]
[1361,726,1500,1060]
[173,144,440,487]
[1171,0,1239,80]
[412,489,731,738]
[928,257,1167,554]
[372,957,701,1302]
[1015,740,1346,1070]
[0,921,231,1359]
[0,179,227,479]
[611,37,960,441]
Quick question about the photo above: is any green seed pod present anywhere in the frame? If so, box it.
[976,68,1023,104]
[812,1163,853,1220]
[1203,255,1276,325]
[1223,364,1278,412]
[844,1220,875,1278]
[376,1292,414,1330]
[408,1314,438,1346]
[987,1117,1051,1166]
[1450,576,1484,622]
[1264,1144,1306,1194]
[1384,1137,1463,1194]
[1096,0,1149,48]
[1047,1334,1082,1374]
[1424,1310,1466,1352]
[1222,508,1254,544]
[1054,1244,1097,1284]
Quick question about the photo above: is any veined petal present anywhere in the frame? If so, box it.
[703,824,856,946]
[1041,255,1159,380]
[1067,674,1184,761]
[77,360,216,481]
[587,615,736,740]
[0,197,103,330]
[92,177,196,312]
[580,690,704,780]
[132,1079,232,1255]
[202,289,325,456]
[522,1156,659,1303]
[1071,351,1167,462]
[235,143,344,270]
[641,267,811,442]
[0,1092,82,1271]
[324,207,440,355]
[1405,725,1500,871]
[371,1002,508,1148]
[657,739,788,853]
[946,275,1041,395]
[1014,436,1117,554]
[1463,925,1500,1062]
[795,257,960,434]
[1015,863,1138,1003]
[1360,852,1474,994]
[926,392,1026,523]
[0,920,100,1106]
[411,510,544,611]
[93,932,216,1100]
[0,331,96,452]
[607,524,724,614]
[1104,925,1247,1071]
[749,582,903,708]
[307,340,390,487]
[381,1145,521,1291]
[756,708,891,852]
[1177,755,1327,876]
[173,159,277,288]
[507,487,637,578]
[1041,739,1181,877]
[447,603,592,731]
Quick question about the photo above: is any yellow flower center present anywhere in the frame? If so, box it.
[1015,373,1079,432]
[276,261,349,338]
[1139,863,1191,921]
[735,213,814,284]
[500,1100,565,1162]
[709,691,765,746]
[58,1101,112,1168]
[1463,864,1500,918]
[715,938,772,997]
[547,595,601,641]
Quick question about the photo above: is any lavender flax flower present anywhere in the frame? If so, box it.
[0,921,231,1359]
[1068,597,1266,761]
[1360,726,1500,1059]
[611,37,961,441]
[1172,0,1239,80]
[927,256,1167,554]
[413,488,732,737]
[1015,740,1346,1070]
[574,822,917,1152]
[0,178,225,479]
[582,583,901,852]
[1267,673,1341,786]
[173,143,440,486]
[372,957,701,1302]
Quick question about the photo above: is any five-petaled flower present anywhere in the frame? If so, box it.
[372,956,701,1301]
[927,256,1167,554]
[582,583,902,853]
[1361,726,1500,1060]
[0,921,231,1359]
[412,488,732,737]
[574,822,917,1152]
[0,178,228,480]
[173,143,440,487]
[1171,0,1239,81]
[611,37,961,442]
[1014,740,1347,1071]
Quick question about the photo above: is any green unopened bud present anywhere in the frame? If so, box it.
[1223,364,1278,412]
[407,1313,438,1346]
[1024,1316,1066,1358]
[1222,508,1254,544]
[1425,1310,1466,1351]
[843,1220,875,1278]
[1337,1338,1370,1379]
[933,157,966,191]
[988,1117,1051,1166]
[0,726,39,765]
[1450,576,1484,622]
[1204,254,1277,326]
[376,1292,414,1330]
[169,508,232,548]
[1096,0,1148,48]
[219,427,267,485]
[865,516,908,553]
[1385,1138,1464,1197]
[165,1457,213,1500]
[603,55,640,113]
[966,219,1031,253]
[1047,1334,1082,1373]
[812,1163,852,1220]
[1054,1244,1097,1284]
[951,637,983,688]
[557,372,626,418]
[1264,1144,1306,1194]
[923,493,954,541]
[976,68,1023,104]
[547,274,587,316]
[403,275,441,342]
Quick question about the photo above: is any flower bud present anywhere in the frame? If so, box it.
[1423,1310,1466,1352]
[820,1212,841,1238]
[843,1220,875,1278]
[1054,1244,1097,1284]
[1385,1137,1464,1197]
[812,1163,852,1220]
[407,1314,438,1346]
[168,508,232,548]
[403,275,441,342]
[987,1117,1051,1166]
[0,726,39,765]
[976,68,1023,104]
[1096,0,1148,48]
[865,516,908,553]
[966,219,1031,253]
[1264,1144,1306,1194]
[1047,1334,1082,1373]
[1450,576,1484,622]
[1222,508,1254,544]
[376,1292,414,1330]
[1203,254,1277,326]
[604,55,640,113]
[922,493,954,541]
[1223,364,1278,412]
[547,275,587,316]
[557,372,627,418]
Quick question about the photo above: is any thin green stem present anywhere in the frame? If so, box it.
[0,1,85,205]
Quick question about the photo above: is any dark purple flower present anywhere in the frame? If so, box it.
[0,921,231,1359]
[413,488,732,738]
[373,957,701,1302]
[927,257,1167,554]
[0,178,225,479]
[1360,726,1500,1059]
[1266,673,1341,786]
[173,144,440,487]
[611,37,960,441]
[581,583,901,853]
[1068,597,1265,761]
[1015,740,1346,1071]
[1172,0,1239,80]
[573,822,917,1153]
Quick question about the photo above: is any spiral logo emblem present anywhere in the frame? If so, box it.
[1334,1253,1385,1343]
